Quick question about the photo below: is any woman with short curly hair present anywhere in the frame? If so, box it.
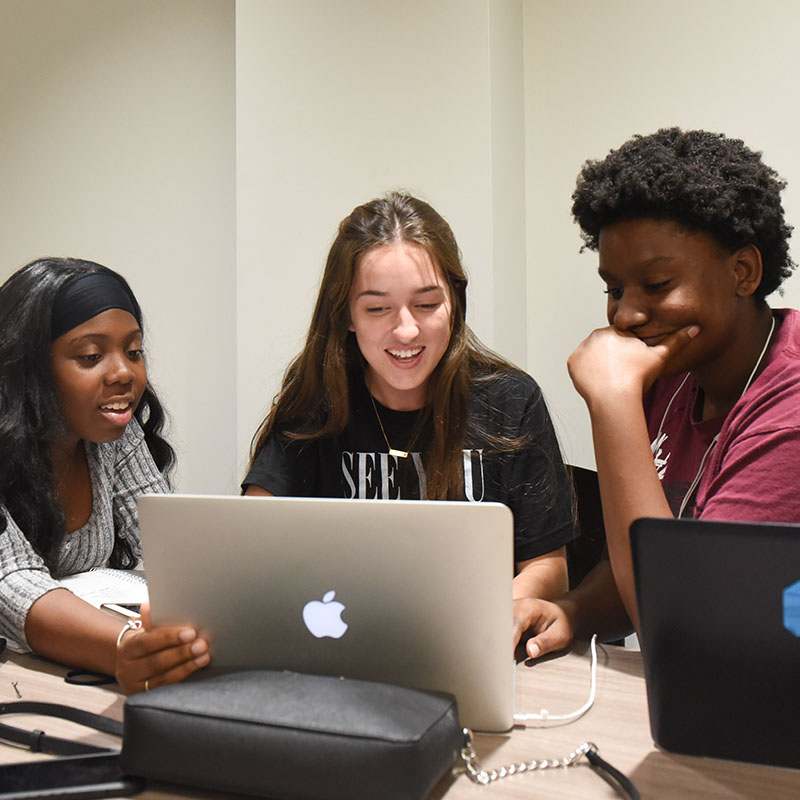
[521,128,800,658]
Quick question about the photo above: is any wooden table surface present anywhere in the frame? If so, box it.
[2,642,798,799]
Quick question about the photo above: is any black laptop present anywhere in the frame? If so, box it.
[631,517,800,770]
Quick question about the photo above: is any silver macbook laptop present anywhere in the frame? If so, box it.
[138,494,515,731]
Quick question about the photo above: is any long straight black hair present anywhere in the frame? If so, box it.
[0,257,175,571]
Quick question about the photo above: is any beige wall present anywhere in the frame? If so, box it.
[524,0,800,468]
[4,0,800,487]
[235,0,527,475]
[0,0,237,492]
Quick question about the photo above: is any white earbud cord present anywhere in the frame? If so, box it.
[513,634,598,726]
[658,314,776,518]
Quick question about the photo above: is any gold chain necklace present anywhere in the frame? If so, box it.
[369,392,409,458]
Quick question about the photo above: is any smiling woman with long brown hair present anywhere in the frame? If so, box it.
[243,193,575,649]
[0,257,209,692]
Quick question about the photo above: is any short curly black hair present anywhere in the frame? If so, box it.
[571,127,795,299]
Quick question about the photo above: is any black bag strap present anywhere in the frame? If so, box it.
[0,700,121,756]
[586,747,641,800]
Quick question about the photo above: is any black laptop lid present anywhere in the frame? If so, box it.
[631,517,800,770]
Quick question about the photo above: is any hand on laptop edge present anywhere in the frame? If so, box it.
[520,561,634,659]
[115,601,211,694]
[514,596,574,659]
[25,590,211,693]
[511,546,570,655]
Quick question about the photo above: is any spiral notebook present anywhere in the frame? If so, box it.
[59,568,148,608]
[138,493,515,731]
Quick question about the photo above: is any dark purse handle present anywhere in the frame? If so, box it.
[1,701,640,799]
[0,700,121,756]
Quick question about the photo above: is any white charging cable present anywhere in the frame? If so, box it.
[513,634,598,727]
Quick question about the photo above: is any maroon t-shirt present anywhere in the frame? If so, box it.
[644,309,800,522]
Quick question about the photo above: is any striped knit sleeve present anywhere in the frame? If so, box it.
[0,509,64,652]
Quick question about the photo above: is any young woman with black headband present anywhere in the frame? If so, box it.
[0,257,210,692]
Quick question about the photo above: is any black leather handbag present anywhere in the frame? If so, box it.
[0,669,639,799]
[120,670,462,800]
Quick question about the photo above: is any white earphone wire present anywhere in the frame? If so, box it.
[665,314,776,518]
[513,634,598,726]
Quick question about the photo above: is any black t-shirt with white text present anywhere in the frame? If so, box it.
[243,370,574,562]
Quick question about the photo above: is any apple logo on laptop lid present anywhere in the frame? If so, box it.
[302,590,349,639]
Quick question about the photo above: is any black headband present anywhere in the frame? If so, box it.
[50,272,139,341]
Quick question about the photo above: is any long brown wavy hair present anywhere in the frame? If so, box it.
[249,192,519,499]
